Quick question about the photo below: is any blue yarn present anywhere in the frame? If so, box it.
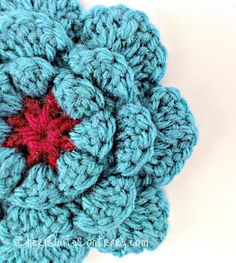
[9,163,70,209]
[0,10,72,62]
[83,186,169,256]
[69,45,138,103]
[7,57,56,97]
[79,5,167,93]
[0,0,81,39]
[0,1,198,262]
[0,118,11,146]
[74,175,137,234]
[0,204,88,263]
[0,68,23,117]
[57,150,104,197]
[53,70,106,119]
[70,109,116,161]
[0,148,25,200]
[113,103,157,177]
[141,86,199,186]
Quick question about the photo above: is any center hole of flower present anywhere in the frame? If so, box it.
[38,129,48,140]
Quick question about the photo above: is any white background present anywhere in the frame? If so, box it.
[79,0,236,262]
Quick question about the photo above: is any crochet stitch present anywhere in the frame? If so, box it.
[0,1,198,262]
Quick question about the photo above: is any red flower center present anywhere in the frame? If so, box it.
[3,92,81,169]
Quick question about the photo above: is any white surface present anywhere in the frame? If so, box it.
[79,0,236,262]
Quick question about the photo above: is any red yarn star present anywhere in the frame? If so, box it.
[4,92,81,169]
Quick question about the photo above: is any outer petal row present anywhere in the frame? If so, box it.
[74,184,169,256]
[0,204,88,262]
[79,5,167,92]
[73,176,137,234]
[142,86,198,185]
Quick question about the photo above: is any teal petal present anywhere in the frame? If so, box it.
[70,110,116,160]
[7,57,55,97]
[53,71,105,119]
[114,103,157,176]
[0,0,81,39]
[0,68,23,117]
[57,151,104,197]
[74,176,136,234]
[0,11,72,62]
[0,204,88,262]
[0,148,25,200]
[9,164,68,209]
[85,186,169,256]
[80,5,166,91]
[69,45,138,102]
[142,86,198,185]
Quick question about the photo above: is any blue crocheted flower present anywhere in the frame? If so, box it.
[0,1,198,262]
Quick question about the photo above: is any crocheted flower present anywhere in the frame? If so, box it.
[0,1,198,262]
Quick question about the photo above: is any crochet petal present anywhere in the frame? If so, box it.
[80,5,166,92]
[6,57,55,97]
[0,204,88,262]
[9,164,68,209]
[85,186,169,256]
[0,148,26,200]
[69,45,138,103]
[114,103,157,176]
[0,0,81,39]
[0,11,72,62]
[0,118,11,146]
[70,110,116,160]
[73,176,136,234]
[142,86,198,186]
[53,71,105,119]
[57,151,104,197]
[0,68,23,117]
